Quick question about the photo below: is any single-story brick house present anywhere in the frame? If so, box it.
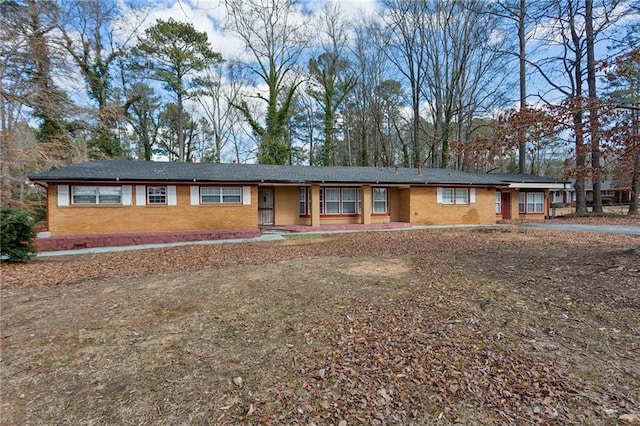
[29,160,569,251]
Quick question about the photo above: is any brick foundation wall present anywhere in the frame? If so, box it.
[35,229,262,252]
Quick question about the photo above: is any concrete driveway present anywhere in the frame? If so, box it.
[521,223,640,236]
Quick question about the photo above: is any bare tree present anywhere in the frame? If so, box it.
[346,17,390,166]
[380,0,428,167]
[489,0,544,173]
[225,0,309,165]
[57,0,140,157]
[307,1,356,166]
[420,0,512,169]
[194,62,247,163]
[585,0,603,212]
[531,0,630,214]
[0,0,73,211]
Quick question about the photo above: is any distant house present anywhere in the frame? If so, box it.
[556,179,633,206]
[29,161,569,251]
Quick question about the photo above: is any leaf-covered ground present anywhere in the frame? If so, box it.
[1,227,639,424]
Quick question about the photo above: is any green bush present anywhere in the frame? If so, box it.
[1,207,37,262]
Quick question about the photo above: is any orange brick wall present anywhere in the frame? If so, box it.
[46,183,549,235]
[408,187,498,225]
[47,184,258,235]
[274,186,304,225]
[398,188,411,222]
[388,187,401,222]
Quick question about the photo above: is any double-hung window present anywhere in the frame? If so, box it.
[440,188,469,205]
[519,192,544,213]
[342,188,357,214]
[324,188,341,214]
[299,188,310,215]
[317,187,364,215]
[495,191,501,213]
[147,186,167,204]
[72,186,122,205]
[201,187,242,204]
[373,187,388,214]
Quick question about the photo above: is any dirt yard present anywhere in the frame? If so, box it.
[1,226,639,424]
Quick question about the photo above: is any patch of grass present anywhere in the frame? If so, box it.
[283,233,325,240]
[219,325,245,340]
[151,301,198,318]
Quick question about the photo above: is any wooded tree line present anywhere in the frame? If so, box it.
[1,0,638,215]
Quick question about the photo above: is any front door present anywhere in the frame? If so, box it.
[258,187,274,225]
[500,192,511,220]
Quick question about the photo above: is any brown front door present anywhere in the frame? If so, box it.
[258,187,274,225]
[500,192,511,220]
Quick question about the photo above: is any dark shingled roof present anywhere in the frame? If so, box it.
[29,160,566,186]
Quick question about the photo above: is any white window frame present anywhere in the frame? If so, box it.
[495,191,502,213]
[373,187,388,214]
[318,187,363,216]
[342,188,357,214]
[200,187,242,204]
[147,186,167,205]
[519,192,544,213]
[299,187,310,215]
[324,188,341,214]
[438,187,470,205]
[71,186,122,205]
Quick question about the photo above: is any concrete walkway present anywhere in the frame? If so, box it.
[34,222,638,258]
[520,223,640,236]
[35,233,286,257]
[35,224,497,257]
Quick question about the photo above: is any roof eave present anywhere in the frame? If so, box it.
[508,182,569,190]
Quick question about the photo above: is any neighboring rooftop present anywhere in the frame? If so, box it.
[29,160,567,186]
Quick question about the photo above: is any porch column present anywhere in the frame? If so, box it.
[361,185,372,225]
[311,184,320,227]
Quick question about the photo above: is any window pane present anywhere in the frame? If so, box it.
[519,192,525,213]
[442,188,454,204]
[299,188,306,215]
[222,187,241,203]
[455,188,468,204]
[148,186,167,204]
[72,186,97,204]
[533,193,544,213]
[325,188,340,201]
[342,188,356,214]
[201,187,221,203]
[373,188,387,213]
[325,188,340,214]
[373,188,386,201]
[98,187,121,204]
[495,191,501,213]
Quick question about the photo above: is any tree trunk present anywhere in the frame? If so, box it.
[518,0,527,174]
[630,151,639,214]
[574,109,587,214]
[585,0,602,213]
[177,89,185,162]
